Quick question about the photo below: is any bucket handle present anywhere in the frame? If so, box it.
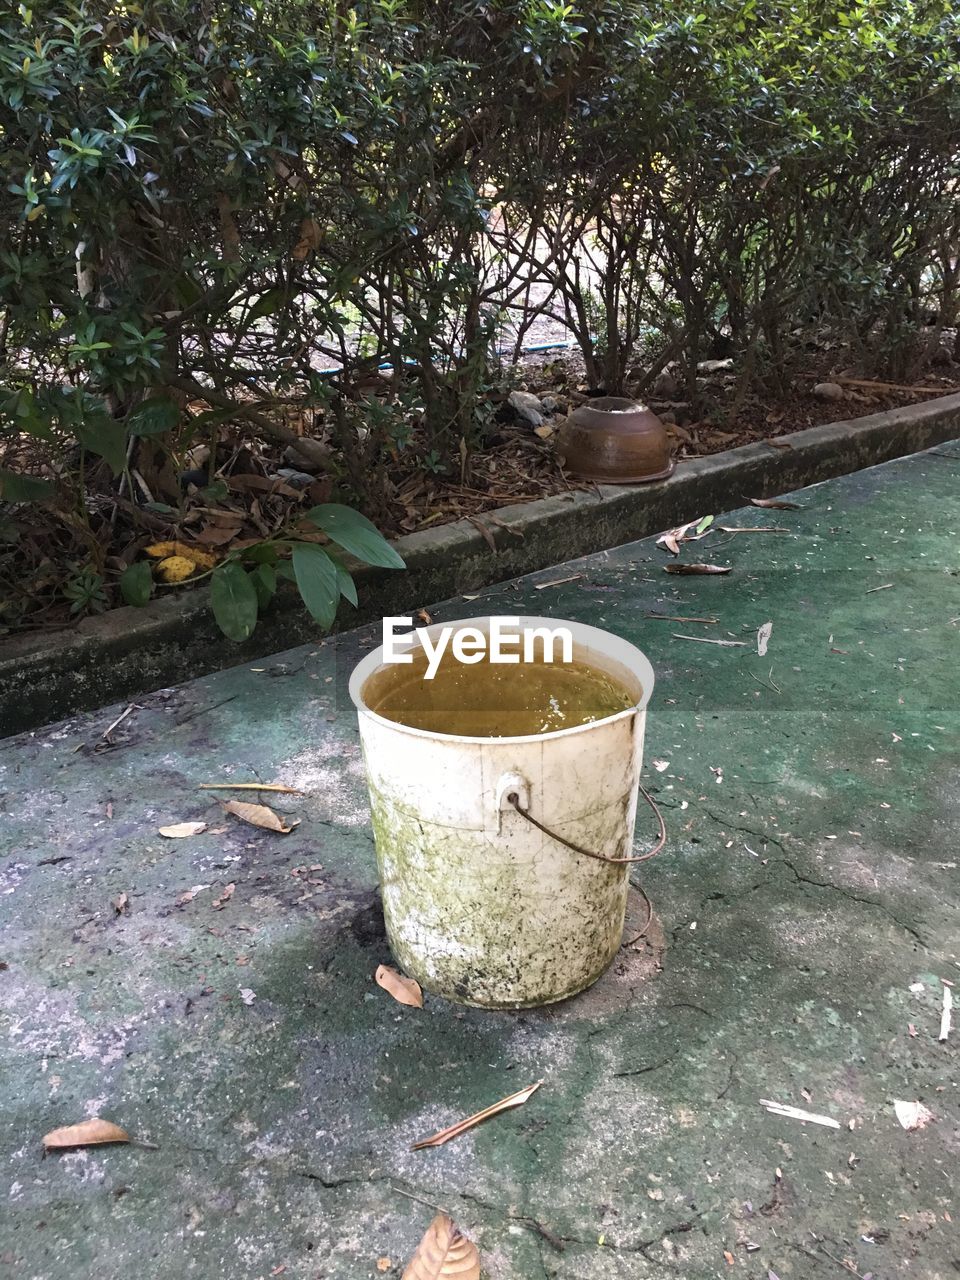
[505,784,666,866]
[506,785,666,946]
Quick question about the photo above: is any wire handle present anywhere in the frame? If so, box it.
[506,783,666,865]
[506,784,666,944]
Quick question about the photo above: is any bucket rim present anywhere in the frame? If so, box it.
[348,614,655,745]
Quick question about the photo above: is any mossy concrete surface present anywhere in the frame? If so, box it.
[4,392,960,737]
[1,442,958,1279]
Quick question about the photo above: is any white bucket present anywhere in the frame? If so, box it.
[349,616,655,1008]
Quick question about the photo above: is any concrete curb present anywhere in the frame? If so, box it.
[4,392,960,736]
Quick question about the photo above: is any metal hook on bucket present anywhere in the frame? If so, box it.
[506,784,666,944]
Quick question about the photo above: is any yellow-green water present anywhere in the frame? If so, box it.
[365,652,635,737]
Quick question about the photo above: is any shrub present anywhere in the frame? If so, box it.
[2,0,959,634]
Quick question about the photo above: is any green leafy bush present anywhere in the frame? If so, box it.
[2,0,959,636]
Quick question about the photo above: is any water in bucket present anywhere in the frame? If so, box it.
[364,648,634,737]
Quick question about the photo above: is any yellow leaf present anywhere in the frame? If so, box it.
[402,1214,480,1280]
[158,821,208,838]
[144,541,216,570]
[43,1119,130,1150]
[375,964,423,1009]
[155,555,199,583]
[223,800,299,834]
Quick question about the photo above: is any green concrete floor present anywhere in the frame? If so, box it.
[1,443,959,1280]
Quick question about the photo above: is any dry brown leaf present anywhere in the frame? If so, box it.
[663,563,731,576]
[223,800,299,833]
[657,519,699,556]
[763,438,793,449]
[402,1214,481,1280]
[723,1250,735,1266]
[43,1119,130,1150]
[750,497,801,510]
[467,516,497,552]
[292,216,322,261]
[159,821,208,838]
[412,1080,542,1150]
[377,1259,392,1273]
[112,892,129,915]
[193,524,243,547]
[375,964,423,1009]
[212,883,236,909]
[226,474,302,499]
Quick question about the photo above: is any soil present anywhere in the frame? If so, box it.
[2,342,958,636]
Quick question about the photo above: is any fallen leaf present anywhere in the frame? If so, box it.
[402,1214,480,1280]
[226,473,302,499]
[194,524,243,547]
[155,554,200,583]
[144,541,216,570]
[467,516,497,551]
[750,497,801,510]
[223,800,299,833]
[239,987,256,1005]
[763,438,793,449]
[757,621,773,657]
[159,821,208,838]
[43,1119,130,1150]
[377,1260,392,1274]
[723,1251,735,1265]
[112,892,129,915]
[893,1100,934,1130]
[212,883,236,909]
[663,563,731,575]
[412,1080,542,1150]
[375,964,423,1009]
[176,884,208,906]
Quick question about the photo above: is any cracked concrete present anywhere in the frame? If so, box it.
[1,443,958,1279]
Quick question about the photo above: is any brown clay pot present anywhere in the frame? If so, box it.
[556,396,675,484]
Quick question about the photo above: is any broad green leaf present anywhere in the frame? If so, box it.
[76,413,128,475]
[246,288,286,323]
[696,514,714,534]
[305,503,404,569]
[292,542,339,629]
[250,562,276,609]
[326,548,359,606]
[335,563,358,607]
[128,396,180,437]
[210,562,258,642]
[0,469,54,502]
[244,542,281,565]
[119,560,153,606]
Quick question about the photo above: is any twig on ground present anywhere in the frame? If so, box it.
[672,634,748,647]
[644,613,718,624]
[760,1099,841,1128]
